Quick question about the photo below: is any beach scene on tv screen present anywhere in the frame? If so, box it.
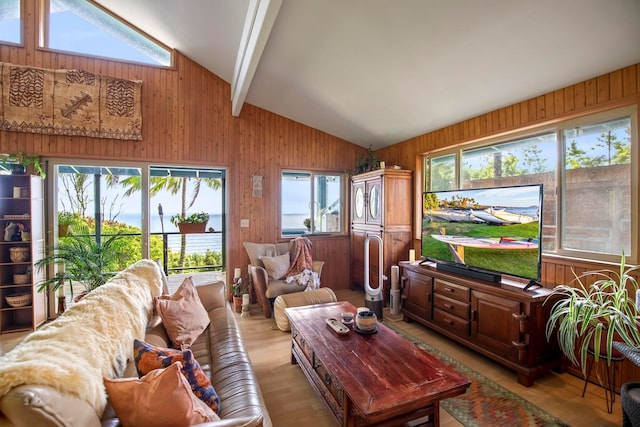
[421,185,541,280]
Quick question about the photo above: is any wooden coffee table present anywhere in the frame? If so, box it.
[285,301,470,427]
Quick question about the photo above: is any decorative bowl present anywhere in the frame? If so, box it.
[5,293,31,307]
[9,247,29,262]
[355,310,377,331]
[340,312,354,324]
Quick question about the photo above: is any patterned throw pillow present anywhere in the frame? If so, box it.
[104,362,219,427]
[133,339,220,414]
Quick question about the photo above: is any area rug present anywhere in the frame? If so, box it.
[382,320,570,427]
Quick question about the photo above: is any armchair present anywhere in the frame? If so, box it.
[244,241,324,318]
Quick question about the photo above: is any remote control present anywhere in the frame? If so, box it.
[325,318,350,335]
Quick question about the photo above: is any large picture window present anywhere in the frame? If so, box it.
[423,107,636,262]
[562,116,631,256]
[281,171,345,236]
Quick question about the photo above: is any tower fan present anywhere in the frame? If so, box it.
[364,234,385,319]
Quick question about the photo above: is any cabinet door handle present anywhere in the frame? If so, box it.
[443,287,454,293]
[444,303,453,310]
[443,318,454,325]
[512,312,529,333]
[511,340,528,362]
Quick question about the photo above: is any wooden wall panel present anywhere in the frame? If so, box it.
[376,63,640,289]
[0,1,366,290]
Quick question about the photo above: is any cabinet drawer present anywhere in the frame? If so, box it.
[434,294,470,320]
[313,359,345,413]
[434,279,470,303]
[433,308,470,336]
[292,330,314,364]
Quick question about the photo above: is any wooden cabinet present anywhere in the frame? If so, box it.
[350,169,412,295]
[0,175,46,333]
[401,261,561,386]
[401,268,433,321]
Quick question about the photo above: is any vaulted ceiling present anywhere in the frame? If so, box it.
[95,0,640,150]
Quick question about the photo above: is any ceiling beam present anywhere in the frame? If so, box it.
[231,0,282,116]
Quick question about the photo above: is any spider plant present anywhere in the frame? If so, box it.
[545,253,640,376]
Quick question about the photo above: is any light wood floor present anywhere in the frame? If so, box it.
[0,289,623,427]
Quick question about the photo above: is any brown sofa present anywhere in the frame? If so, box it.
[0,261,271,427]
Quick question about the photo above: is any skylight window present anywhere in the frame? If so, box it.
[44,0,171,66]
[0,0,21,45]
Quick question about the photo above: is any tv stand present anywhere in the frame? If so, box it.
[399,262,561,387]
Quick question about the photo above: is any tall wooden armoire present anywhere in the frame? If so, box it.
[350,168,413,300]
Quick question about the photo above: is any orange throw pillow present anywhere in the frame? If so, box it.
[134,339,220,413]
[104,362,219,427]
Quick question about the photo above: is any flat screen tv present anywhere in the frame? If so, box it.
[421,184,543,288]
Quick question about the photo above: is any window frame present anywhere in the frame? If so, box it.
[39,0,174,68]
[0,0,23,47]
[422,105,638,264]
[280,169,347,237]
[46,158,227,267]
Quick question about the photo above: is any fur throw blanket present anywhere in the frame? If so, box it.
[285,237,320,290]
[0,259,164,415]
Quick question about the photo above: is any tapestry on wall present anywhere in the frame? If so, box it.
[0,62,142,140]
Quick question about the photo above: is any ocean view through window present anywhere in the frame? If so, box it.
[51,162,226,285]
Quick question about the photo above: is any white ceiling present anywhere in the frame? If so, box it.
[95,0,640,150]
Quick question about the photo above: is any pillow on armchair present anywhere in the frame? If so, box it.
[243,242,290,269]
[260,253,290,280]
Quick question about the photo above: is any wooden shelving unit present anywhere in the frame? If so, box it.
[0,174,46,333]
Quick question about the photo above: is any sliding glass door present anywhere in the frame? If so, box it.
[48,161,226,299]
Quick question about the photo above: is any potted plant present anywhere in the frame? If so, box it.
[58,211,77,237]
[1,152,46,178]
[354,145,380,175]
[35,233,130,300]
[303,217,311,232]
[170,211,209,234]
[229,277,246,313]
[545,254,640,377]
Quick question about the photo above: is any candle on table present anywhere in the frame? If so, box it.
[379,161,386,169]
[391,265,399,290]
[242,294,250,306]
[234,268,241,280]
[409,249,415,263]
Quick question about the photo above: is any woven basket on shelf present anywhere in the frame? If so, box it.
[13,274,31,285]
[9,247,29,262]
[5,293,31,308]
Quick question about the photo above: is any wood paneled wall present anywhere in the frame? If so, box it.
[0,0,364,290]
[376,63,640,288]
